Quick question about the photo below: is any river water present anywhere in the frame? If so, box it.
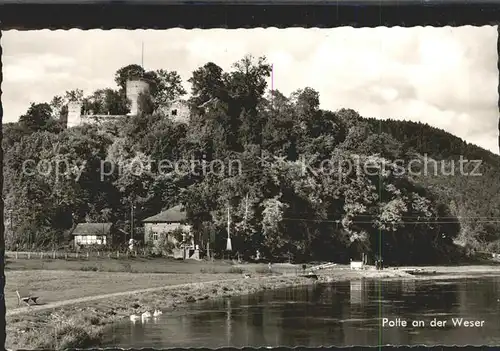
[103,276,500,347]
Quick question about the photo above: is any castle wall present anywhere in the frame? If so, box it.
[82,115,127,125]
[126,80,150,116]
[169,100,190,123]
[65,78,173,128]
[67,102,83,128]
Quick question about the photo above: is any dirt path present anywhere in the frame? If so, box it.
[7,277,244,317]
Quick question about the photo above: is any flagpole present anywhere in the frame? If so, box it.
[226,204,232,254]
[141,42,144,69]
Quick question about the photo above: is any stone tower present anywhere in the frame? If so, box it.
[66,101,83,128]
[126,79,150,116]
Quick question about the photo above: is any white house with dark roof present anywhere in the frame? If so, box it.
[71,222,113,246]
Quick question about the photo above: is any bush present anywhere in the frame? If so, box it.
[150,234,175,257]
[80,265,99,272]
[486,240,500,253]
[170,228,194,249]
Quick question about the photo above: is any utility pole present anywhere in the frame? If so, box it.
[207,236,210,260]
[244,193,249,226]
[130,199,134,241]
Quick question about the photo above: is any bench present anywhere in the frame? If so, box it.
[16,290,39,307]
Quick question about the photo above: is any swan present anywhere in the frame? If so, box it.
[141,311,152,319]
[130,314,140,322]
[153,309,163,317]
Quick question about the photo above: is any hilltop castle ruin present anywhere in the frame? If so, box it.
[66,78,189,128]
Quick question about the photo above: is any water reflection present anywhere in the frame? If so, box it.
[350,280,370,306]
[402,279,416,294]
[226,299,231,346]
[103,276,500,348]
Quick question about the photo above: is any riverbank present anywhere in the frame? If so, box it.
[6,267,406,349]
[7,264,500,349]
[382,265,500,280]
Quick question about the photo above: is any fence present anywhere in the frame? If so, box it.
[6,250,150,260]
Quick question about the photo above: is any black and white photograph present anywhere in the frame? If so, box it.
[2,26,500,349]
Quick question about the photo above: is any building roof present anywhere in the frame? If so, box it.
[142,205,187,223]
[71,223,112,236]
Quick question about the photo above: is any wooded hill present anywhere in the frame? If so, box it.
[3,55,499,264]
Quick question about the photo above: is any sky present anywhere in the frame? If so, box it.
[2,27,498,154]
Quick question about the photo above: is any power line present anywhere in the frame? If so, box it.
[282,212,500,220]
[281,217,500,224]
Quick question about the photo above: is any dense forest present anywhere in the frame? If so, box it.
[3,55,499,265]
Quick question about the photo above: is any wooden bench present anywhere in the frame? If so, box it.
[16,290,39,307]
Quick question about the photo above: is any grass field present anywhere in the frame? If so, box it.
[5,256,235,273]
[5,270,239,311]
[5,256,302,311]
[6,255,303,272]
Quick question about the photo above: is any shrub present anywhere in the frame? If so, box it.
[152,235,175,257]
[80,265,99,272]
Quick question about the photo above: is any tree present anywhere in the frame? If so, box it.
[65,89,84,103]
[2,123,30,149]
[146,69,187,110]
[188,62,226,107]
[82,89,129,115]
[19,103,53,130]
[261,195,289,257]
[137,92,155,116]
[261,90,301,159]
[114,64,146,91]
[226,55,272,148]
[291,87,320,118]
[50,95,67,120]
